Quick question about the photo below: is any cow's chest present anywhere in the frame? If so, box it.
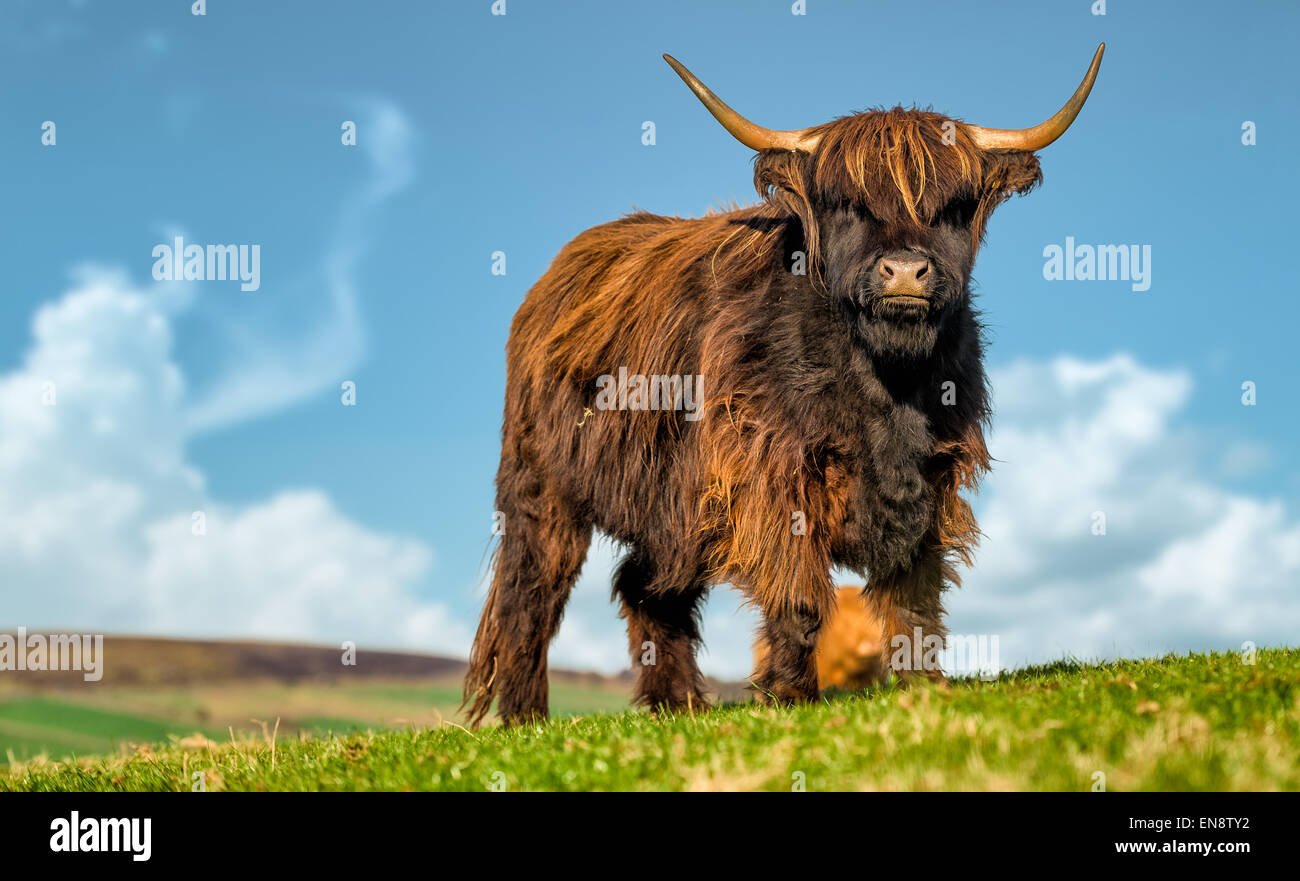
[829,402,937,577]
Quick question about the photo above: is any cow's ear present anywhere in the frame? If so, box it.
[754,149,821,263]
[981,150,1042,199]
[967,150,1043,245]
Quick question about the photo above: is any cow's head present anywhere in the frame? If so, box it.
[666,46,1103,358]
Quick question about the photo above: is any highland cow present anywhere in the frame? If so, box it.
[464,46,1104,725]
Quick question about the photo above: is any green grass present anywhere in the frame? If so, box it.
[2,648,1297,791]
[0,698,222,763]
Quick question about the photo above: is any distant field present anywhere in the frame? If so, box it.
[4,648,1297,792]
[0,677,636,764]
[0,635,647,763]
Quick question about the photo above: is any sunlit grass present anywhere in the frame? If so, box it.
[3,648,1296,791]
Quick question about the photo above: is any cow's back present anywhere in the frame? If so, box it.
[501,210,751,550]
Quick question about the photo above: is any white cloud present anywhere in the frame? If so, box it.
[139,491,451,648]
[950,354,1299,668]
[0,97,477,657]
[550,354,1299,679]
[0,267,466,655]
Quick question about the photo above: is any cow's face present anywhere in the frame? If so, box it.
[795,111,1042,358]
[821,203,980,358]
[816,194,984,359]
[664,47,1102,358]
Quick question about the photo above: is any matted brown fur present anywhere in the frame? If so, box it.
[464,100,1052,726]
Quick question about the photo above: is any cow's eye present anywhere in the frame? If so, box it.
[938,197,978,228]
[853,203,879,226]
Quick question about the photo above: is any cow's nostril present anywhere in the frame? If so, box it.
[880,262,894,278]
[915,263,928,280]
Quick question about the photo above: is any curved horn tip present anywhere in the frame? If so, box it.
[1088,42,1106,76]
[965,43,1106,152]
[660,53,820,154]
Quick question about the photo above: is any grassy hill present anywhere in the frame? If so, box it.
[3,647,1296,791]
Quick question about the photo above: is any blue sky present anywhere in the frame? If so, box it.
[1,0,1296,677]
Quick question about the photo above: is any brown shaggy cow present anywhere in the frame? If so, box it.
[464,46,1104,725]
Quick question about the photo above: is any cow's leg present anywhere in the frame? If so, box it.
[613,551,710,712]
[750,574,836,705]
[463,462,591,727]
[700,419,838,705]
[866,548,949,683]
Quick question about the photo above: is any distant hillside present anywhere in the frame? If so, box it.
[0,634,627,690]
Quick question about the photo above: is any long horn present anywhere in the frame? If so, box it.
[663,54,821,153]
[966,43,1105,151]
